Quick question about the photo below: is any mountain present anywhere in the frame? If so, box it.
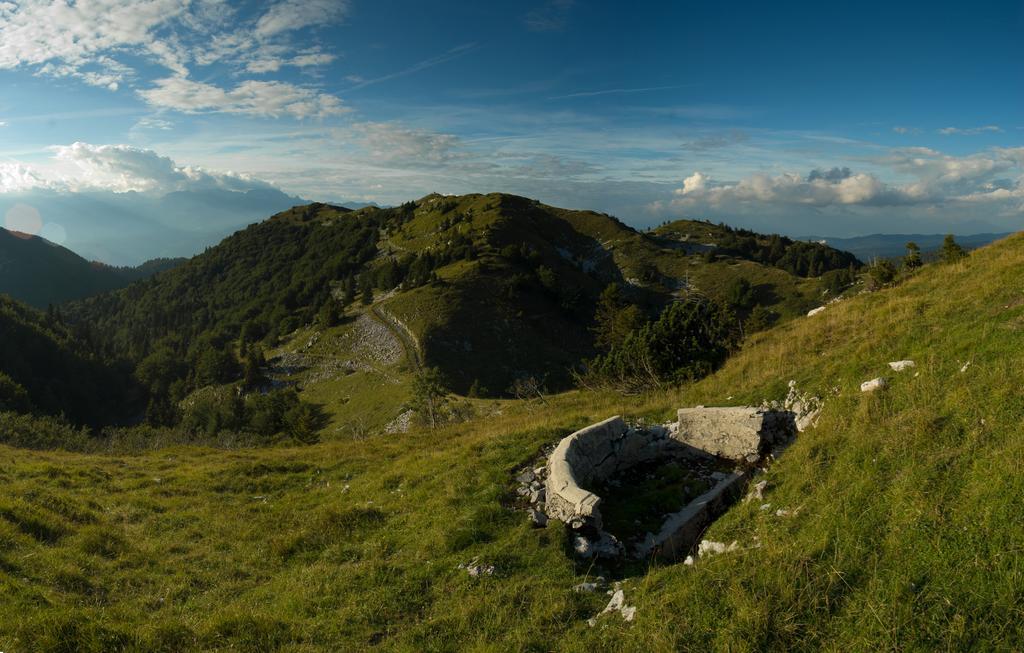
[66,193,859,434]
[0,227,185,308]
[809,232,1010,261]
[3,225,1023,649]
[0,187,308,265]
[0,295,139,425]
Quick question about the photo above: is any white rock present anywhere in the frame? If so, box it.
[888,360,916,372]
[587,589,636,627]
[683,555,695,566]
[698,539,739,557]
[807,306,826,317]
[860,377,887,392]
[573,576,606,593]
[527,509,548,528]
[960,361,972,373]
[746,480,768,502]
[457,557,495,577]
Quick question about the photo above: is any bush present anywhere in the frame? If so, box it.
[583,297,740,393]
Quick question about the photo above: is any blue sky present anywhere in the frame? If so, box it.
[1,0,1023,247]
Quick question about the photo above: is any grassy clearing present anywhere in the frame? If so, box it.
[5,236,1024,650]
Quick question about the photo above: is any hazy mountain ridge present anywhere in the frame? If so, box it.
[0,227,186,308]
[808,232,1010,260]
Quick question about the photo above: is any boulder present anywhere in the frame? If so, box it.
[889,360,915,372]
[807,306,826,317]
[860,377,887,392]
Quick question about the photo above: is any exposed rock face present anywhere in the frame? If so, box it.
[782,380,823,432]
[674,407,794,461]
[807,306,826,317]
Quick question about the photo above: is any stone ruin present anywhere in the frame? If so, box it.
[530,384,820,562]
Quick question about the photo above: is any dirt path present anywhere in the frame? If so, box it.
[370,305,423,372]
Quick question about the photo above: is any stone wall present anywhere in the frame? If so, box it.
[675,407,794,462]
[545,405,797,559]
[545,416,667,530]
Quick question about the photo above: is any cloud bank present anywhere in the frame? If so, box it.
[0,0,346,117]
[1,142,278,195]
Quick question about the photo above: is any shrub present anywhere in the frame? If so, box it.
[583,297,740,393]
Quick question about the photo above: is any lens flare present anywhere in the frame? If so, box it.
[4,204,43,238]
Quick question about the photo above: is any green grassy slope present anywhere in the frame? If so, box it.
[62,194,845,435]
[2,234,1023,650]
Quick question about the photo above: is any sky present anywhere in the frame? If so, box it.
[1,0,1023,252]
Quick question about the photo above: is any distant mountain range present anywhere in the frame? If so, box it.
[0,227,185,308]
[808,232,1011,261]
[0,188,374,266]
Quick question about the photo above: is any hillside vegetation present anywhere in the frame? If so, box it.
[61,194,856,437]
[1,226,1020,649]
[0,227,183,308]
[0,296,139,426]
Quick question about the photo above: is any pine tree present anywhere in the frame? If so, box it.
[903,242,923,270]
[941,235,966,263]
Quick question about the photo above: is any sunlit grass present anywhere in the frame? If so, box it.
[4,237,1024,650]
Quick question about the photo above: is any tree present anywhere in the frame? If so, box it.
[194,345,239,387]
[725,277,755,311]
[243,347,267,390]
[592,284,646,351]
[585,297,740,393]
[409,367,449,428]
[317,297,341,327]
[941,234,966,263]
[866,258,897,291]
[0,371,30,413]
[744,305,774,334]
[285,401,328,444]
[903,241,923,270]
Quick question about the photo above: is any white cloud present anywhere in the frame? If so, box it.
[938,125,1002,135]
[679,171,708,194]
[0,162,49,193]
[0,0,346,119]
[0,142,279,195]
[246,51,337,74]
[255,0,349,39]
[354,122,462,163]
[670,169,915,209]
[660,146,1024,223]
[0,0,186,87]
[139,77,348,119]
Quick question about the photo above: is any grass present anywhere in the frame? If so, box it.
[593,459,713,540]
[5,235,1024,650]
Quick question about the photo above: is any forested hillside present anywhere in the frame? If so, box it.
[0,296,139,425]
[0,227,183,307]
[54,193,862,436]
